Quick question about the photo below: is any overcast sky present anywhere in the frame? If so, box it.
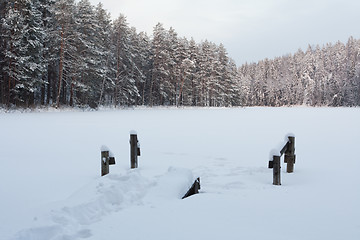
[88,0,360,65]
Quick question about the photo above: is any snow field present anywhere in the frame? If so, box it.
[1,107,360,240]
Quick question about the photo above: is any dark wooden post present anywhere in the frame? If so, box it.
[273,155,281,185]
[182,178,201,199]
[284,136,296,173]
[130,133,139,169]
[101,150,109,176]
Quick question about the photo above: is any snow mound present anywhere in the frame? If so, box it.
[11,167,195,240]
[285,132,295,140]
[100,145,110,152]
[145,167,195,202]
[100,145,115,157]
[269,133,295,159]
[130,130,137,135]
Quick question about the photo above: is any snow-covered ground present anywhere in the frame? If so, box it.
[1,107,359,240]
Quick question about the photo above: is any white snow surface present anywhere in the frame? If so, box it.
[269,133,296,158]
[100,145,110,152]
[1,107,360,240]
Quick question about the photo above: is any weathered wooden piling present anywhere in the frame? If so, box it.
[182,177,201,199]
[130,133,140,168]
[284,136,296,173]
[101,150,109,176]
[272,155,281,185]
[268,135,296,185]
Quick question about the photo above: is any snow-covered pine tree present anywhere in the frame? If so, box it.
[54,0,77,108]
[128,27,149,105]
[0,0,7,105]
[150,23,171,106]
[95,2,115,106]
[292,48,306,105]
[312,46,327,106]
[343,37,359,106]
[0,0,46,107]
[208,42,223,107]
[176,37,194,106]
[197,40,213,106]
[166,27,179,105]
[39,0,57,106]
[188,37,200,106]
[281,53,296,105]
[112,14,139,106]
[216,43,229,106]
[133,31,151,105]
[73,0,104,107]
[237,63,251,106]
[21,0,46,106]
[217,44,240,107]
[1,1,24,106]
[226,58,241,106]
[326,42,346,106]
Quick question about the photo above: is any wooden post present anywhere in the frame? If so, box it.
[101,150,109,176]
[130,133,138,169]
[182,178,201,199]
[285,136,296,173]
[273,155,281,185]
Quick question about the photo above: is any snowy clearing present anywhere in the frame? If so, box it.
[1,107,360,240]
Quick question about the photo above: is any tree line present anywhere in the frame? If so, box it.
[238,38,360,106]
[1,0,359,109]
[0,0,239,108]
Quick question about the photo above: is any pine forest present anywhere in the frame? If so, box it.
[1,0,360,109]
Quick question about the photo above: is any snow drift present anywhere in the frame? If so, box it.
[12,167,195,240]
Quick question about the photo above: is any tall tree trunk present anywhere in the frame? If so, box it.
[0,78,3,104]
[98,57,109,105]
[56,26,65,108]
[149,70,155,106]
[69,75,74,107]
[41,82,45,105]
[46,66,51,105]
[149,78,154,106]
[7,41,13,106]
[99,76,105,105]
[177,73,185,107]
[142,79,146,105]
[7,74,11,106]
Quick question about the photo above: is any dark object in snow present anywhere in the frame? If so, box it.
[268,135,296,185]
[101,151,108,176]
[130,133,140,168]
[101,149,116,176]
[137,145,141,156]
[182,177,201,199]
[109,157,116,165]
[269,155,281,185]
[268,160,274,169]
[284,136,296,173]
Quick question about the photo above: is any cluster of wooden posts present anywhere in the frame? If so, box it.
[101,133,141,177]
[100,132,201,199]
[268,135,296,185]
[100,133,296,200]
